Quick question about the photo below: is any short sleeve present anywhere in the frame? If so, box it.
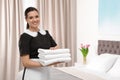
[19,33,32,56]
[46,30,57,47]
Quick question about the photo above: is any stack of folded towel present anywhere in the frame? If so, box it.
[38,48,71,66]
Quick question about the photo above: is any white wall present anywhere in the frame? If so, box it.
[76,0,99,63]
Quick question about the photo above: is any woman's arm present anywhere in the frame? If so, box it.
[21,55,61,67]
[21,54,43,68]
[21,45,60,67]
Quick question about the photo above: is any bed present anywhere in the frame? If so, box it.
[98,40,120,55]
[56,40,120,80]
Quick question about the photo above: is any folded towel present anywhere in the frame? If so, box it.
[38,57,71,66]
[38,53,71,60]
[38,48,70,55]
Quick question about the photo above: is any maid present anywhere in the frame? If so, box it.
[17,7,59,80]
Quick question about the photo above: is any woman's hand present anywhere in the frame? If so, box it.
[47,62,62,66]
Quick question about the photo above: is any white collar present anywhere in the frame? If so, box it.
[39,29,46,35]
[24,29,46,37]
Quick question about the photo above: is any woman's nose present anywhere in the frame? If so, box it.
[33,18,37,21]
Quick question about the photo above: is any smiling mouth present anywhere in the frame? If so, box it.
[33,22,38,25]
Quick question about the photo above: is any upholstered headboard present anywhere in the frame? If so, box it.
[98,40,120,55]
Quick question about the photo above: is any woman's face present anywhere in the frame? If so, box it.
[26,10,40,29]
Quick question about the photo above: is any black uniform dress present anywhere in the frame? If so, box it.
[17,30,57,80]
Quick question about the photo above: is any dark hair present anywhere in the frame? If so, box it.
[25,7,39,29]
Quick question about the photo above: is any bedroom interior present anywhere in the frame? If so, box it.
[58,0,120,80]
[18,0,120,80]
[1,0,120,80]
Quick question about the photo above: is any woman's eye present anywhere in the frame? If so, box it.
[35,15,39,18]
[29,17,33,19]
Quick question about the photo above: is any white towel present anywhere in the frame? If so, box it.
[38,57,71,66]
[38,53,71,60]
[38,48,71,66]
[38,48,70,55]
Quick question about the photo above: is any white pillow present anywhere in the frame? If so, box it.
[86,53,118,73]
[107,56,120,77]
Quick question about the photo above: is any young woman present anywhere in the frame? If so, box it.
[18,7,59,80]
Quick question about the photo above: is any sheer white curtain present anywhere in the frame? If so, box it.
[38,0,77,66]
[0,0,23,80]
